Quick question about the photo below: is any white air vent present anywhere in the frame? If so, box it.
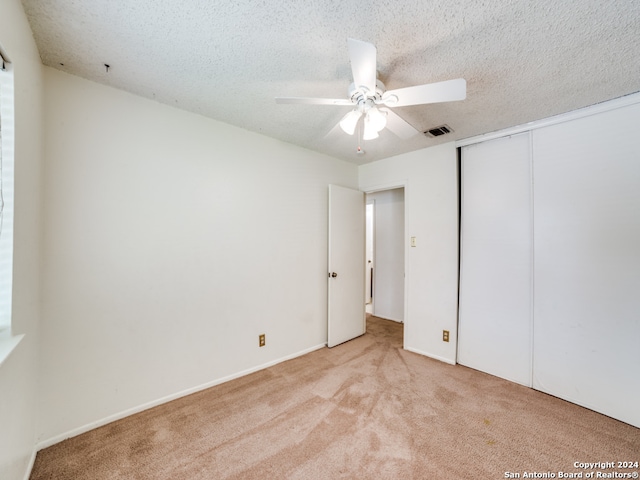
[424,124,453,138]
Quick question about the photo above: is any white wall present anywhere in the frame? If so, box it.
[39,68,358,444]
[0,0,44,478]
[366,188,404,322]
[359,143,459,364]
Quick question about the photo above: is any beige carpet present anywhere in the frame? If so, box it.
[31,317,640,479]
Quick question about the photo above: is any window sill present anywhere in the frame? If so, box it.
[0,329,24,368]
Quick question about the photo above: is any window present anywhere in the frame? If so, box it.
[0,44,16,352]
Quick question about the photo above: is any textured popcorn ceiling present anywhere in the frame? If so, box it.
[21,0,640,164]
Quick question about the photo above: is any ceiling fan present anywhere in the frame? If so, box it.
[275,38,466,141]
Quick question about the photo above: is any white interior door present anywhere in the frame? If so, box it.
[328,184,365,348]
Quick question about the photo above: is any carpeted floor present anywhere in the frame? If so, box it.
[31,316,640,479]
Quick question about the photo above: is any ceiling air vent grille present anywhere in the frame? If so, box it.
[424,124,453,138]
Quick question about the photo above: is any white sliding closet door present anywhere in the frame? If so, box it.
[458,133,532,386]
[532,103,640,428]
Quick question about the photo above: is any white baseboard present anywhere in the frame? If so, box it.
[371,314,403,323]
[404,346,456,365]
[36,343,326,451]
[21,447,37,480]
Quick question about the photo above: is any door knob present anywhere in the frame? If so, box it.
[331,272,338,278]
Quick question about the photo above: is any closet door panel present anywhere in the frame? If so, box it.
[533,103,640,428]
[458,133,532,386]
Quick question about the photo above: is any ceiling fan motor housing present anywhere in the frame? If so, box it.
[348,80,386,112]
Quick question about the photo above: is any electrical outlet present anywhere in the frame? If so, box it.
[442,330,450,342]
[259,334,265,347]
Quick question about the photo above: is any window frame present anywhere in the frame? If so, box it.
[0,44,21,366]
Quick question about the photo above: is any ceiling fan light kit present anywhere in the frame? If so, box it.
[362,108,386,140]
[362,123,379,140]
[339,109,363,135]
[366,106,387,132]
[275,38,466,146]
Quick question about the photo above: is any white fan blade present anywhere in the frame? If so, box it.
[347,38,377,94]
[275,97,354,106]
[383,78,466,107]
[380,108,420,139]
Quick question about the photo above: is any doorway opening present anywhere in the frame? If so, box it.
[365,188,405,328]
[365,201,374,314]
